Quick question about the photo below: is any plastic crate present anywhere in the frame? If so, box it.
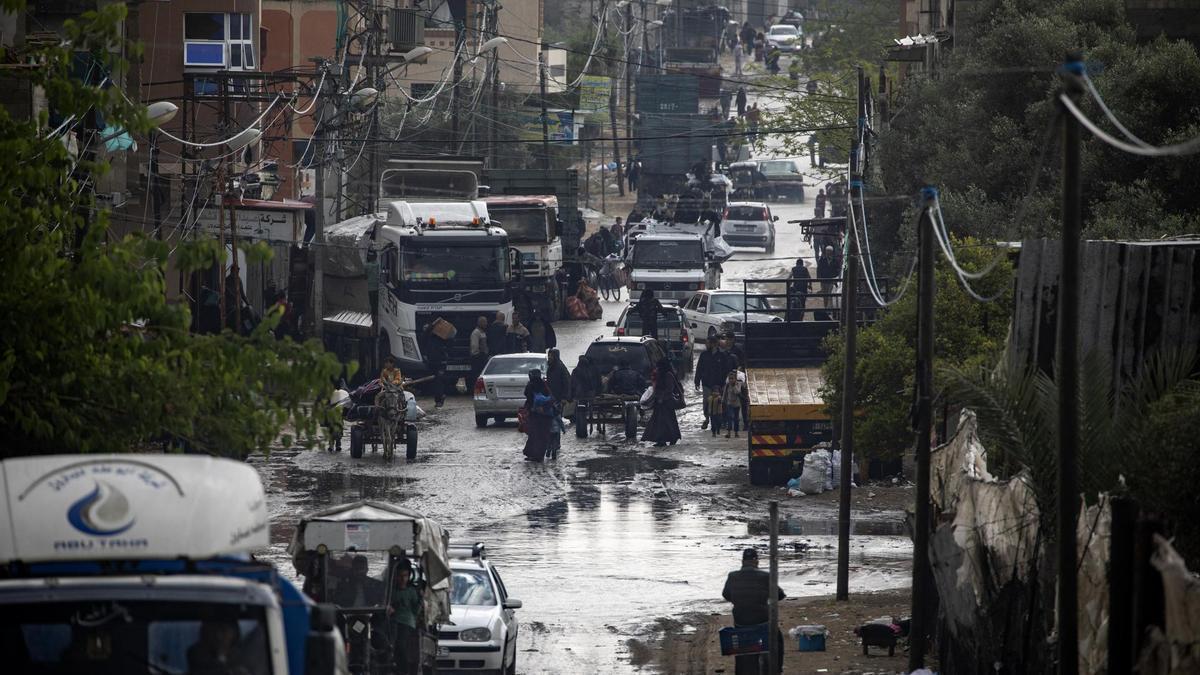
[718,624,769,655]
[796,625,827,652]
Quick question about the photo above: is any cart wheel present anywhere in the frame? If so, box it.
[406,425,418,460]
[350,426,364,459]
[575,405,589,438]
[624,402,639,441]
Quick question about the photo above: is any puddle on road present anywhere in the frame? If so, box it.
[575,448,686,482]
[464,484,910,673]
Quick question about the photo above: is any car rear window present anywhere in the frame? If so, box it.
[484,356,547,375]
[585,343,650,374]
[726,206,768,221]
[622,308,680,329]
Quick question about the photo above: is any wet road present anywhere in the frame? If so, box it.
[249,157,906,673]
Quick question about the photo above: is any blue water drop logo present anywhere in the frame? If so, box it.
[67,480,135,536]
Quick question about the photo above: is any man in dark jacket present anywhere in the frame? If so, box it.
[570,355,601,402]
[607,364,647,396]
[788,259,811,321]
[422,323,450,408]
[816,245,839,309]
[636,289,664,338]
[694,337,733,430]
[545,348,571,457]
[486,312,509,356]
[722,548,786,674]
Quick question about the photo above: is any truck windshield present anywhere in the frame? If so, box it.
[632,240,703,268]
[400,242,509,287]
[490,208,552,242]
[4,600,271,674]
[758,160,800,177]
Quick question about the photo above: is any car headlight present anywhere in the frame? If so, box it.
[459,627,492,642]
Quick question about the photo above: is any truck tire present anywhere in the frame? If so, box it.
[350,426,364,459]
[624,402,639,441]
[749,457,770,486]
[406,425,418,460]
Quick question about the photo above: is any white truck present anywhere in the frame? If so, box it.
[626,221,732,303]
[0,454,346,675]
[374,200,514,385]
[482,195,564,318]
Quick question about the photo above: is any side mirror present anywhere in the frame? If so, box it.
[503,598,523,610]
[305,603,344,675]
[606,321,616,327]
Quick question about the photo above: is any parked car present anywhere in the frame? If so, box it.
[608,301,694,372]
[473,353,549,427]
[766,24,802,52]
[721,202,777,253]
[682,289,783,342]
[755,158,806,201]
[438,543,521,674]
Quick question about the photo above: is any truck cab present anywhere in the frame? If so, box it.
[482,195,565,318]
[375,200,514,384]
[626,232,718,304]
[0,454,346,675]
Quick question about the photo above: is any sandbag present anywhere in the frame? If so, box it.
[798,451,830,494]
[567,296,589,320]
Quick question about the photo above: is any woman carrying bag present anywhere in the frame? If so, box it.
[521,369,556,462]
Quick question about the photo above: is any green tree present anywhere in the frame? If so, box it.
[819,237,1013,460]
[0,3,343,458]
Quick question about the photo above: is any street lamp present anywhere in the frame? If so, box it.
[401,46,433,63]
[477,37,508,56]
[146,101,178,127]
[349,87,379,111]
[224,126,262,152]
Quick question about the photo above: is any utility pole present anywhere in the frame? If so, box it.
[836,65,865,602]
[604,1,626,197]
[489,4,501,166]
[768,500,780,675]
[1057,53,1085,675]
[539,45,550,171]
[451,21,465,151]
[217,162,227,328]
[230,194,241,334]
[624,1,634,169]
[908,187,936,670]
[311,61,329,339]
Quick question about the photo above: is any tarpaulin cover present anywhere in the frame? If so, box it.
[323,214,379,277]
[288,500,452,623]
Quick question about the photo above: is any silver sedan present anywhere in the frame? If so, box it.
[473,353,549,427]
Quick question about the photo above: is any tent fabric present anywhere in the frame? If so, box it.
[288,500,452,623]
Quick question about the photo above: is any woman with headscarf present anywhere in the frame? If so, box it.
[642,358,682,447]
[522,369,553,462]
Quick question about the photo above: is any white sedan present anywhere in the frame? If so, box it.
[473,353,548,427]
[437,545,521,675]
[681,290,782,342]
[766,24,802,52]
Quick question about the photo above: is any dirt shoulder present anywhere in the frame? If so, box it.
[631,588,916,674]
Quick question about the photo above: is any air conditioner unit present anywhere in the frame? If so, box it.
[388,8,424,52]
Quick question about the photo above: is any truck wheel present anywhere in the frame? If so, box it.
[350,426,364,459]
[749,458,770,486]
[475,414,489,428]
[624,402,639,441]
[406,425,418,460]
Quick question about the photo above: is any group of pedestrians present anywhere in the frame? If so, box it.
[467,311,553,389]
[694,335,748,437]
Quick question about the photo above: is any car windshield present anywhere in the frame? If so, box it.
[758,161,800,177]
[451,569,497,606]
[489,206,552,242]
[769,25,798,36]
[399,243,509,287]
[3,600,271,674]
[726,206,768,221]
[484,356,547,376]
[631,240,703,267]
[585,343,651,374]
[709,294,771,314]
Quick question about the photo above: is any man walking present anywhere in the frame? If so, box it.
[816,245,839,309]
[814,188,827,219]
[722,548,786,674]
[694,336,729,431]
[469,316,489,389]
[422,322,451,408]
[736,86,747,117]
[486,311,508,357]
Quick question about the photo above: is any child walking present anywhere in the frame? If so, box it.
[722,371,744,438]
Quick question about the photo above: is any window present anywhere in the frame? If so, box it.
[185,13,255,70]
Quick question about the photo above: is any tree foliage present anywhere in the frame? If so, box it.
[0,4,343,458]
[819,238,1014,460]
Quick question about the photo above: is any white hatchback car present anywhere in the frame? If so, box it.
[437,544,521,675]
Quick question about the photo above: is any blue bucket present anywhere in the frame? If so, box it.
[796,625,827,652]
[718,624,769,655]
